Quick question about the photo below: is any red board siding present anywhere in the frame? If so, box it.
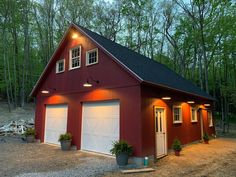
[141,85,215,156]
[34,28,143,156]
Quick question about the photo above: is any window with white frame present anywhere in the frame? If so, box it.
[69,46,81,69]
[173,106,182,123]
[208,111,213,127]
[86,48,98,66]
[56,59,65,73]
[191,107,198,122]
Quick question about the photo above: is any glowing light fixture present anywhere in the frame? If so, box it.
[41,90,49,94]
[162,97,171,100]
[83,82,92,87]
[72,33,78,39]
[204,104,211,107]
[83,77,99,88]
[187,101,195,104]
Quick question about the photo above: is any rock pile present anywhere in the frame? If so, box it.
[0,119,34,136]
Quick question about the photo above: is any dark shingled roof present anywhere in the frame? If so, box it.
[77,24,213,100]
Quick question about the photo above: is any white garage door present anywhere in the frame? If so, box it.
[81,101,120,154]
[44,104,68,145]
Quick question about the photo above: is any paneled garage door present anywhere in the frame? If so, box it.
[81,101,120,154]
[44,104,68,145]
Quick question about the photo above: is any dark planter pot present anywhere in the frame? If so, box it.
[174,150,180,156]
[204,140,209,144]
[116,152,129,166]
[26,135,35,143]
[60,140,71,151]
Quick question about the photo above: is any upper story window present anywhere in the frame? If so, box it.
[191,107,198,122]
[69,46,81,70]
[86,48,98,66]
[173,105,182,123]
[56,59,65,73]
[208,111,213,127]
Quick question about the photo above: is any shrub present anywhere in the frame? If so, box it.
[58,133,72,141]
[110,140,133,155]
[23,128,36,136]
[203,132,209,141]
[172,139,182,151]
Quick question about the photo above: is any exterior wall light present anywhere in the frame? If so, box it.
[162,97,171,100]
[83,82,92,87]
[187,101,195,104]
[83,77,99,87]
[204,104,210,106]
[41,90,49,94]
[72,33,78,39]
[41,88,56,94]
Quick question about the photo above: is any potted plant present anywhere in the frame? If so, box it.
[58,133,72,151]
[23,128,36,143]
[110,140,133,166]
[203,132,209,144]
[172,139,182,156]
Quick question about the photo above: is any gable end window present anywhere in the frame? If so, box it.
[191,107,198,122]
[56,59,65,73]
[173,106,182,123]
[86,48,98,66]
[69,46,81,70]
[208,111,213,127]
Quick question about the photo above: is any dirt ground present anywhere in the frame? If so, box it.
[1,102,236,177]
[0,136,117,177]
[0,102,35,124]
[106,138,236,177]
[0,137,235,177]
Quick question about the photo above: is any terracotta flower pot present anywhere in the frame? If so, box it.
[174,150,180,156]
[204,140,209,144]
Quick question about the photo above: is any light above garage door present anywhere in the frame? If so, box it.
[44,104,68,145]
[81,101,120,155]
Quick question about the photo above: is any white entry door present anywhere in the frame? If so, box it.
[44,104,68,145]
[155,107,167,158]
[81,101,120,155]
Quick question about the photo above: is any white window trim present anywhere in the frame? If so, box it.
[208,111,213,127]
[191,107,198,122]
[69,45,81,70]
[86,48,98,66]
[173,105,182,124]
[56,59,65,73]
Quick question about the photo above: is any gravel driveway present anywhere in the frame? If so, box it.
[1,136,236,177]
[0,136,117,177]
[106,138,236,177]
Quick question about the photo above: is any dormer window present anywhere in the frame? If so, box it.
[86,48,98,66]
[69,46,81,70]
[56,59,65,73]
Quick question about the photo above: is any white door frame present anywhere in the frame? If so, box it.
[154,106,167,158]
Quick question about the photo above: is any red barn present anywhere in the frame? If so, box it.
[30,23,215,160]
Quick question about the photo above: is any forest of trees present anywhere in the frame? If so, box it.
[0,0,236,130]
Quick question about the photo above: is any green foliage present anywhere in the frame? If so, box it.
[23,128,36,136]
[58,133,72,141]
[203,133,209,141]
[110,140,133,155]
[172,139,182,151]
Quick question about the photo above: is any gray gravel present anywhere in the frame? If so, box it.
[0,136,118,177]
